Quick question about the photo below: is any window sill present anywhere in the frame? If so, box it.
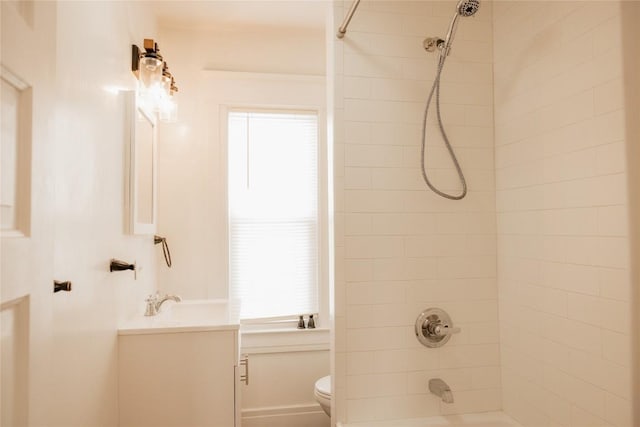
[240,327,330,354]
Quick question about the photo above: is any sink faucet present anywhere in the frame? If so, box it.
[145,293,182,316]
[429,378,454,403]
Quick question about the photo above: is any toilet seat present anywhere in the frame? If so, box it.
[314,375,331,398]
[314,375,331,417]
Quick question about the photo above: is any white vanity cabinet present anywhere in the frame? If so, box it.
[118,326,241,427]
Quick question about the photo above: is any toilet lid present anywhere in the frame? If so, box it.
[315,375,331,397]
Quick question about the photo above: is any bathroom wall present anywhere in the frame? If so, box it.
[332,1,497,423]
[52,3,159,424]
[155,22,330,426]
[621,3,640,424]
[156,25,325,299]
[493,2,634,426]
[2,1,157,425]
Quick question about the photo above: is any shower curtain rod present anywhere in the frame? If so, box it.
[336,0,361,38]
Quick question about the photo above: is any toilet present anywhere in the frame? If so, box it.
[314,375,331,417]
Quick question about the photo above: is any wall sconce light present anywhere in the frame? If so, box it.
[131,39,178,122]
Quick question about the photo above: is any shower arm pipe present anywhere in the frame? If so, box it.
[336,0,361,39]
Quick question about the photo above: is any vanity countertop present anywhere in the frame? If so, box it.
[118,299,240,336]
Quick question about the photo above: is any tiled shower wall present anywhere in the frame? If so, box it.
[332,1,497,423]
[493,2,633,427]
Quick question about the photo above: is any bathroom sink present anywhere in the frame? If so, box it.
[118,299,240,335]
[163,299,234,324]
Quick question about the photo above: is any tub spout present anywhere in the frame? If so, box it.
[441,389,454,404]
[429,378,454,404]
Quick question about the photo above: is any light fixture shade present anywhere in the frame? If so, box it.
[158,96,178,123]
[139,56,163,89]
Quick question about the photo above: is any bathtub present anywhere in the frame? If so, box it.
[338,411,522,427]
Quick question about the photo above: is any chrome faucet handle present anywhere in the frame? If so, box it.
[144,294,159,316]
[432,323,461,337]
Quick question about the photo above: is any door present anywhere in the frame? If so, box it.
[1,1,58,425]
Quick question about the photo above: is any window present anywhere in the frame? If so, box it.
[227,110,319,320]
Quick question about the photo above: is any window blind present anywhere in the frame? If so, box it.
[228,111,319,320]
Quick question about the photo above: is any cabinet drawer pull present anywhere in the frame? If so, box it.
[240,356,249,385]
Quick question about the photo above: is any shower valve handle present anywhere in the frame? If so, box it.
[432,324,461,337]
[423,321,461,338]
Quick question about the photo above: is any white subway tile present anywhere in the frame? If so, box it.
[345,259,373,282]
[440,388,502,415]
[344,76,372,100]
[372,349,412,374]
[594,77,623,115]
[568,294,630,334]
[598,268,630,302]
[564,318,602,356]
[593,109,625,145]
[370,167,424,191]
[545,392,572,427]
[345,121,372,144]
[370,122,421,146]
[347,303,413,328]
[592,14,623,56]
[344,53,403,78]
[345,167,372,189]
[438,344,501,369]
[346,282,407,306]
[404,234,467,257]
[345,190,406,213]
[601,329,631,367]
[570,405,609,427]
[346,326,408,352]
[604,392,632,427]
[347,352,376,375]
[345,213,373,236]
[344,98,424,123]
[406,348,439,372]
[373,257,438,281]
[594,142,626,176]
[370,78,429,102]
[347,373,407,399]
[345,235,405,259]
[347,11,405,35]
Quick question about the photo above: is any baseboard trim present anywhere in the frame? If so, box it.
[243,403,323,418]
[242,403,329,427]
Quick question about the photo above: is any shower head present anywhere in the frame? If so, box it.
[440,0,480,57]
[457,0,480,17]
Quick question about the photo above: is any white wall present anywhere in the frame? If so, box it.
[332,1,497,423]
[493,2,633,426]
[2,1,158,425]
[156,25,326,299]
[155,20,330,426]
[621,3,640,425]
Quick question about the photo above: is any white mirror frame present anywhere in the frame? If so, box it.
[124,90,157,235]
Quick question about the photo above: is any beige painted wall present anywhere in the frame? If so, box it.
[493,2,633,426]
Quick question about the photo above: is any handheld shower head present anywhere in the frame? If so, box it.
[457,0,480,17]
[441,0,480,56]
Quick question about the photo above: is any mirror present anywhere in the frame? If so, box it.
[125,91,157,235]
